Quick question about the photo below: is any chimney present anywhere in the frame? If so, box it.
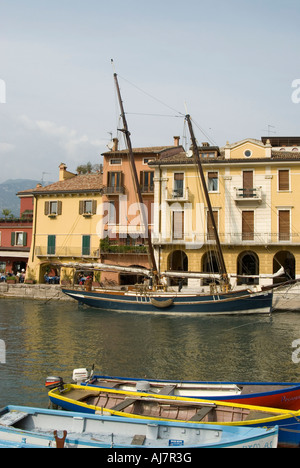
[112,138,119,151]
[59,163,76,181]
[59,163,67,181]
[173,136,180,147]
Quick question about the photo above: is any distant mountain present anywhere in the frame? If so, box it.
[0,179,52,217]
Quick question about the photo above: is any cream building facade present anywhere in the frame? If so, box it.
[150,136,300,289]
[26,164,103,284]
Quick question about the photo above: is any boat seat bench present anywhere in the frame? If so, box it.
[111,399,137,412]
[188,405,216,421]
[157,385,176,395]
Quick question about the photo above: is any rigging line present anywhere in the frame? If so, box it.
[125,112,184,118]
[190,116,218,147]
[117,73,185,118]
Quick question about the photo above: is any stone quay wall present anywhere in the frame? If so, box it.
[0,283,74,302]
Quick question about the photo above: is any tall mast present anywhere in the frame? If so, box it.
[185,114,229,284]
[113,73,158,280]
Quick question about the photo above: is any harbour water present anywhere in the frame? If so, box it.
[1,297,300,409]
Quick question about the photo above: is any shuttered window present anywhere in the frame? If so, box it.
[44,201,62,216]
[207,211,218,240]
[243,171,253,197]
[79,200,97,215]
[173,211,184,240]
[278,210,290,241]
[242,211,254,241]
[82,235,91,256]
[278,170,290,191]
[47,235,56,255]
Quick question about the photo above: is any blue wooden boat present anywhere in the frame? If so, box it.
[71,370,300,411]
[48,383,298,447]
[0,405,278,448]
[62,287,273,316]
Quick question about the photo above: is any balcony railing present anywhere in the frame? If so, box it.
[35,246,100,258]
[140,184,154,193]
[102,185,125,195]
[165,188,190,202]
[234,187,262,202]
[152,232,300,245]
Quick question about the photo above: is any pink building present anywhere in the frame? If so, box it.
[0,191,33,278]
[100,137,183,285]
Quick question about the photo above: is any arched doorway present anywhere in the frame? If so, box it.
[167,250,188,286]
[273,251,295,284]
[237,251,259,285]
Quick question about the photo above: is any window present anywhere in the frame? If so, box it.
[278,210,290,241]
[173,173,184,197]
[173,211,184,240]
[107,171,123,193]
[242,211,254,241]
[207,211,218,241]
[44,201,62,216]
[244,150,252,157]
[79,200,97,216]
[140,171,154,192]
[108,200,119,224]
[278,170,290,191]
[82,235,91,256]
[47,235,56,255]
[11,232,27,247]
[208,172,218,192]
[243,170,254,197]
[109,158,122,165]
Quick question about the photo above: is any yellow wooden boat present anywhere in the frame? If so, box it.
[48,383,300,447]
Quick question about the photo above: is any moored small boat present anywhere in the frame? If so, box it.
[0,405,278,448]
[48,383,300,447]
[70,369,300,411]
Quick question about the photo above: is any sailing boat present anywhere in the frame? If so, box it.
[62,73,274,315]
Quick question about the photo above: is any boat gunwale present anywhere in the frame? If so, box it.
[48,384,300,426]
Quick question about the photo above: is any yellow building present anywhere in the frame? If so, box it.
[26,163,103,284]
[150,136,300,289]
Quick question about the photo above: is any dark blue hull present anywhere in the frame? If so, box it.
[62,288,273,315]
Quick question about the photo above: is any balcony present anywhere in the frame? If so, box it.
[35,246,100,258]
[140,184,154,194]
[102,185,125,195]
[234,187,262,202]
[165,188,190,202]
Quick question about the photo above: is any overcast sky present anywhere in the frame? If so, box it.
[0,0,300,183]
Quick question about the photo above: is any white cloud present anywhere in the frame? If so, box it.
[18,114,105,157]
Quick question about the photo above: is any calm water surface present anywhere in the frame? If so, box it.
[1,297,300,409]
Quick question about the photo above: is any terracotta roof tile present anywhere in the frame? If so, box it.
[18,173,103,195]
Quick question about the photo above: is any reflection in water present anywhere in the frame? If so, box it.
[1,298,300,408]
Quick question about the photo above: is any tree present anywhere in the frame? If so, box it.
[2,209,14,220]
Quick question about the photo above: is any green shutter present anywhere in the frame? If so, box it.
[47,235,56,255]
[11,232,16,246]
[82,235,90,256]
[23,232,27,246]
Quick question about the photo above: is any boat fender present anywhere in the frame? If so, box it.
[150,297,174,308]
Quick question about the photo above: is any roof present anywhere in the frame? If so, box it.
[149,150,300,166]
[102,146,184,156]
[17,173,103,196]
